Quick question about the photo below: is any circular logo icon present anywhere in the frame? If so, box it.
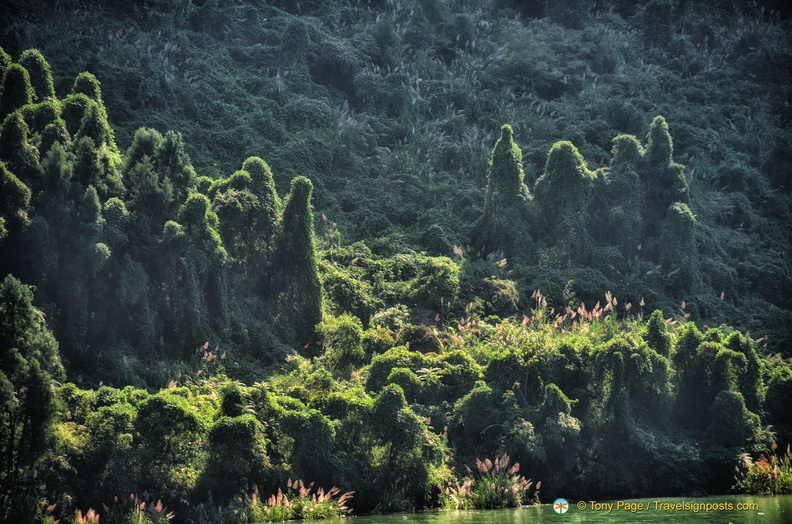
[554,498,569,514]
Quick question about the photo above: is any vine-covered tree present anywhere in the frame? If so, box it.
[0,111,40,182]
[242,155,280,253]
[0,63,33,121]
[641,116,688,237]
[274,176,322,345]
[0,47,11,75]
[0,161,31,267]
[471,124,533,261]
[18,49,55,102]
[60,93,94,138]
[72,71,102,101]
[658,202,698,292]
[0,275,64,522]
[534,140,596,266]
[601,134,645,253]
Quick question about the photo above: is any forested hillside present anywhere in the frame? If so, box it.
[0,1,791,523]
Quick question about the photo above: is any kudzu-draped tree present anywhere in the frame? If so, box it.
[73,71,102,101]
[274,176,322,346]
[18,49,55,102]
[723,331,762,413]
[0,275,63,522]
[658,202,698,292]
[281,409,340,489]
[0,47,10,75]
[0,64,33,121]
[38,117,70,157]
[212,171,262,260]
[641,116,688,237]
[0,162,31,272]
[0,112,40,182]
[471,124,533,261]
[76,100,111,146]
[534,140,596,266]
[20,99,59,136]
[135,394,206,502]
[763,365,792,446]
[71,70,117,150]
[602,134,645,253]
[643,309,671,357]
[124,128,196,229]
[61,93,94,138]
[537,383,582,490]
[154,194,227,356]
[72,135,123,199]
[243,156,280,246]
[369,383,441,510]
[199,414,271,503]
[154,130,196,204]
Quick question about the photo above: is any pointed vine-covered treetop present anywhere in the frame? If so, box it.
[646,115,674,166]
[242,155,281,213]
[472,124,532,260]
[487,124,526,194]
[279,176,317,265]
[18,49,55,102]
[0,64,34,121]
[0,47,11,74]
[534,140,595,215]
[275,175,323,345]
[642,116,689,232]
[73,71,103,102]
[611,134,644,167]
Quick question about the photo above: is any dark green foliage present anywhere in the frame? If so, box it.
[708,390,761,448]
[764,365,792,445]
[0,275,63,522]
[601,135,645,252]
[76,100,111,146]
[0,6,787,516]
[220,383,245,417]
[658,202,698,291]
[38,118,70,157]
[125,127,196,225]
[0,161,31,243]
[0,64,33,121]
[18,49,55,102]
[199,414,270,502]
[242,156,280,242]
[472,124,533,261]
[72,71,102,101]
[724,331,762,412]
[0,47,10,75]
[673,322,702,371]
[274,176,322,345]
[60,93,93,138]
[320,313,366,370]
[544,0,592,28]
[20,99,59,135]
[280,409,338,489]
[643,309,671,357]
[367,383,441,510]
[641,116,688,237]
[0,112,40,182]
[534,140,596,266]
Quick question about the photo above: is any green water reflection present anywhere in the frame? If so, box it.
[319,495,792,523]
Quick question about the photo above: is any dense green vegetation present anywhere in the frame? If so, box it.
[0,0,790,522]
